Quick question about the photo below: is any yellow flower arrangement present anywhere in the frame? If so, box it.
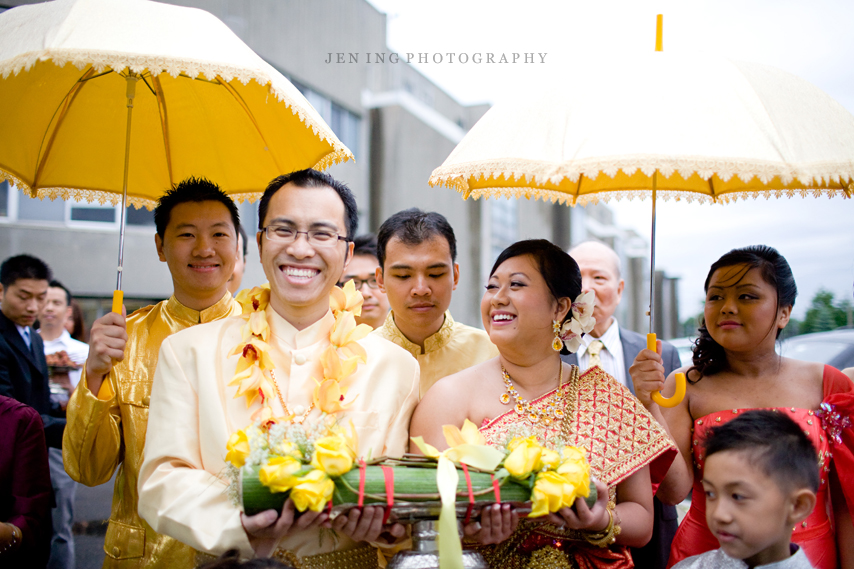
[311,434,356,477]
[504,436,543,479]
[290,470,335,513]
[259,455,303,493]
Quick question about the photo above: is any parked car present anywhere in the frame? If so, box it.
[780,329,854,369]
[666,337,697,368]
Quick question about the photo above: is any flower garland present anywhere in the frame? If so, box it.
[229,280,373,424]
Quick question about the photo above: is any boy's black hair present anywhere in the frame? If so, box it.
[352,233,379,260]
[376,208,456,269]
[49,280,72,306]
[0,254,52,287]
[153,177,240,238]
[704,409,819,493]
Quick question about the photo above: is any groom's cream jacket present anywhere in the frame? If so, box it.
[138,308,420,560]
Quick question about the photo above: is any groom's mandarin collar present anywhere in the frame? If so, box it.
[267,308,336,349]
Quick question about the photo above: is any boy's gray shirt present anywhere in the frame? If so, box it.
[672,547,814,569]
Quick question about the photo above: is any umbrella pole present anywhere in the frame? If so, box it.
[112,72,139,314]
[648,172,657,341]
[647,171,688,408]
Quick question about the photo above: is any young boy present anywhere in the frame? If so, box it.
[673,410,818,569]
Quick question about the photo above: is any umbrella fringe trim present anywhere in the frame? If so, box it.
[0,170,274,210]
[314,149,354,172]
[428,157,854,194]
[434,182,848,207]
[0,55,354,165]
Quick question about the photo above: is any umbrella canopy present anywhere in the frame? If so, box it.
[0,0,353,209]
[429,49,854,407]
[429,52,854,205]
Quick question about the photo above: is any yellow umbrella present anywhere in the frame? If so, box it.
[0,0,353,310]
[429,17,854,405]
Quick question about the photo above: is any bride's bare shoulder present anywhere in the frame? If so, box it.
[422,358,498,399]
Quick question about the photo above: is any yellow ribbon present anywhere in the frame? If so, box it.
[411,420,505,569]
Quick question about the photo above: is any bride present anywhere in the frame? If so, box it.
[410,239,675,568]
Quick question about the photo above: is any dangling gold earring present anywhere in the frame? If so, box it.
[552,320,564,352]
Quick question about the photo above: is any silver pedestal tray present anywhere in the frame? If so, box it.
[387,520,487,569]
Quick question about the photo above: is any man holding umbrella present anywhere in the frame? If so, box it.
[63,178,243,568]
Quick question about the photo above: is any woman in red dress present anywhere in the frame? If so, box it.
[631,245,854,569]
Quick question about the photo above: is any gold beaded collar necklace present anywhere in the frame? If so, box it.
[500,361,565,425]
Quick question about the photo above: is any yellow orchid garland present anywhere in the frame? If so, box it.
[229,281,372,423]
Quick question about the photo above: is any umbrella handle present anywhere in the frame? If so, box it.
[112,290,124,314]
[647,333,686,407]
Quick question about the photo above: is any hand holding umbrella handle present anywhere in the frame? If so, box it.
[646,333,686,408]
[112,290,124,314]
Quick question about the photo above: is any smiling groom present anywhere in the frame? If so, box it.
[138,169,420,566]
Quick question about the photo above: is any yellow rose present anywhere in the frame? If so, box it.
[276,441,303,460]
[311,434,356,477]
[557,446,591,498]
[504,437,543,479]
[259,456,302,493]
[536,448,561,471]
[530,471,574,517]
[290,470,335,512]
[225,430,251,468]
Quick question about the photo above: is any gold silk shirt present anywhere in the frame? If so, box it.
[138,308,420,561]
[63,293,240,569]
[374,311,498,397]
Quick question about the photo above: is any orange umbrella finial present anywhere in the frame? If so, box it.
[655,14,663,52]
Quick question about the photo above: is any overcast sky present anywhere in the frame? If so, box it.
[367,0,854,321]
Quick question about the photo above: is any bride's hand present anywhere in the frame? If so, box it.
[462,503,519,545]
[544,478,610,532]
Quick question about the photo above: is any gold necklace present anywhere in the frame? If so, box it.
[500,362,564,425]
[269,370,314,424]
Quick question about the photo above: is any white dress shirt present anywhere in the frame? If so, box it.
[575,318,627,388]
[16,324,32,350]
[41,329,89,387]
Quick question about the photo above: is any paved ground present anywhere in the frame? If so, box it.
[72,473,113,569]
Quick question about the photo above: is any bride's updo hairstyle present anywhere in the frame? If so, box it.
[690,245,797,382]
[490,239,582,355]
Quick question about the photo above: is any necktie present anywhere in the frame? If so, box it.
[587,339,604,369]
[22,327,32,350]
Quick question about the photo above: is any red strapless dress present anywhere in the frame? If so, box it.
[668,365,854,569]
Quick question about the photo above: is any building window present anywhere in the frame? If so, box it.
[490,199,517,263]
[69,202,116,223]
[17,191,65,222]
[0,180,8,218]
[126,206,155,226]
[293,81,361,158]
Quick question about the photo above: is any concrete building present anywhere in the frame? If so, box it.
[0,0,677,336]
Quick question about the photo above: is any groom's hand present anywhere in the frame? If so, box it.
[327,506,405,544]
[241,499,327,557]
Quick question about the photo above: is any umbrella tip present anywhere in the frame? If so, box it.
[655,14,663,52]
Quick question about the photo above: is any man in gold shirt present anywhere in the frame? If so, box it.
[374,209,498,397]
[62,178,243,568]
[138,169,419,566]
